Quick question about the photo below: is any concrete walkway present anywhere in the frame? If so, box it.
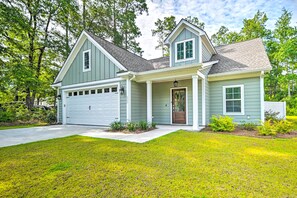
[0,125,201,148]
[80,125,201,143]
[0,125,103,148]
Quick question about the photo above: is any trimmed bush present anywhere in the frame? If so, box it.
[138,121,149,131]
[110,121,124,131]
[257,121,277,136]
[275,120,293,134]
[127,122,138,132]
[209,115,236,132]
[240,122,257,131]
[151,122,157,129]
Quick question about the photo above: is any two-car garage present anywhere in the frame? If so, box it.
[65,85,119,126]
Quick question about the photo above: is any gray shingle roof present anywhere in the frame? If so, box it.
[149,57,170,69]
[209,38,271,75]
[85,31,154,72]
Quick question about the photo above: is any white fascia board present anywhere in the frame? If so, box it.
[54,32,87,83]
[202,60,219,68]
[54,31,127,84]
[208,68,271,78]
[51,82,62,88]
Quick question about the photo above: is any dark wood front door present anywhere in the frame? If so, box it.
[172,88,186,124]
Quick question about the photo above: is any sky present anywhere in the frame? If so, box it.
[136,0,297,59]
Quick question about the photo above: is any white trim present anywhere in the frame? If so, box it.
[54,31,127,83]
[202,60,219,68]
[201,78,206,126]
[175,38,195,63]
[126,79,131,122]
[85,32,127,71]
[197,71,205,79]
[192,75,199,130]
[169,43,172,67]
[223,84,245,116]
[56,88,60,123]
[170,87,188,125]
[260,71,265,122]
[61,82,121,125]
[51,82,62,88]
[82,49,91,72]
[199,36,202,63]
[208,68,271,78]
[61,78,122,89]
[146,81,152,123]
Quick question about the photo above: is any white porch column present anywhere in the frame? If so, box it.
[146,81,153,123]
[126,79,132,122]
[192,75,199,130]
[202,78,206,126]
[260,71,265,122]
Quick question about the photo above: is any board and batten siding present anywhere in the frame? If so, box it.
[62,39,120,86]
[120,80,127,123]
[152,79,203,125]
[58,88,62,123]
[171,28,201,67]
[131,81,147,122]
[209,77,261,123]
[202,43,212,62]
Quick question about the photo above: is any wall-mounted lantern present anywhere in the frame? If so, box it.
[120,86,125,95]
[173,80,178,87]
[57,94,61,100]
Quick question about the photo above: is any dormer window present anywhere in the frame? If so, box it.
[175,38,195,62]
[83,49,91,72]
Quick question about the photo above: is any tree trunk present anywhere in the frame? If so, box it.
[83,0,86,29]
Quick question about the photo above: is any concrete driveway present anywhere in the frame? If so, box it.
[0,125,104,148]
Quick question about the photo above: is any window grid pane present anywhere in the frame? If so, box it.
[177,43,184,60]
[185,41,193,58]
[84,51,90,69]
[225,87,242,113]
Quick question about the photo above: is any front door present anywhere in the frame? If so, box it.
[172,88,186,124]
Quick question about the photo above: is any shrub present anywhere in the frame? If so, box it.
[127,122,138,132]
[110,121,124,131]
[138,121,149,131]
[151,122,157,129]
[209,115,236,132]
[257,121,276,136]
[15,105,30,121]
[240,122,257,131]
[265,110,281,122]
[0,111,15,122]
[45,109,57,124]
[275,120,293,134]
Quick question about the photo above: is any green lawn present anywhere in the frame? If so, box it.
[0,131,296,197]
[0,123,47,130]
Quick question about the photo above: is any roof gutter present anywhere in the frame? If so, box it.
[208,67,272,78]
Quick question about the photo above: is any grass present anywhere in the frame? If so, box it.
[0,123,47,130]
[0,131,297,197]
[287,116,297,130]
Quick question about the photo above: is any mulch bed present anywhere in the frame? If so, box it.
[201,127,297,139]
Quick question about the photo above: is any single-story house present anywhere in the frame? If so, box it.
[52,19,271,130]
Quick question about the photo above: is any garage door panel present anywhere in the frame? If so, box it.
[66,87,119,125]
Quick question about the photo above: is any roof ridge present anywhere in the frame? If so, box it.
[85,31,150,63]
[215,38,262,48]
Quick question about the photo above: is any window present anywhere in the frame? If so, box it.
[68,92,72,97]
[97,89,102,94]
[83,50,91,72]
[85,90,89,95]
[91,90,96,94]
[111,87,117,92]
[73,92,78,96]
[79,91,83,95]
[104,88,110,93]
[223,85,244,115]
[175,39,195,62]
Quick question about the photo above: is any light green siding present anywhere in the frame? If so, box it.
[131,81,147,122]
[202,43,212,62]
[171,28,201,67]
[152,79,203,125]
[209,77,261,123]
[62,39,120,86]
[58,88,62,123]
[120,80,127,123]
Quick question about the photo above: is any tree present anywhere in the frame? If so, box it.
[211,26,242,46]
[185,16,205,29]
[152,16,176,57]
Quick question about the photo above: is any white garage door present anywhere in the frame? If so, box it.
[66,86,119,125]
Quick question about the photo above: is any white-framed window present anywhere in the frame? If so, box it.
[223,85,244,115]
[175,38,195,62]
[83,49,91,72]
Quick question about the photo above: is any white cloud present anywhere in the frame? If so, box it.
[137,0,297,59]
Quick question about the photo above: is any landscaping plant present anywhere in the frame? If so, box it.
[138,121,149,131]
[127,122,138,132]
[240,122,257,131]
[209,115,236,132]
[275,120,293,134]
[110,121,124,131]
[257,121,277,136]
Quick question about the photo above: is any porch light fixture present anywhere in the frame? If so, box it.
[173,80,178,87]
[57,94,61,100]
[120,86,125,95]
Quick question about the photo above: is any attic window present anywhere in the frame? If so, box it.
[83,50,91,72]
[175,39,195,62]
